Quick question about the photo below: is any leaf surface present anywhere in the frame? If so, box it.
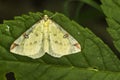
[0,10,120,80]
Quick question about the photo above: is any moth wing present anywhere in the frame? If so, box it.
[10,20,45,59]
[48,20,81,57]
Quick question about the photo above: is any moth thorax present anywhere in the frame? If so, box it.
[44,20,51,27]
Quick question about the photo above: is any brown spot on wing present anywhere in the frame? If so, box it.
[23,33,29,39]
[63,33,69,38]
[10,43,19,50]
[35,33,38,36]
[73,43,80,49]
[34,41,37,44]
[53,34,57,36]
[30,42,32,45]
[55,41,58,43]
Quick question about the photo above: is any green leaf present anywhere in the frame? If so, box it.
[63,0,84,18]
[63,0,102,17]
[101,0,120,52]
[0,10,120,80]
[80,0,102,12]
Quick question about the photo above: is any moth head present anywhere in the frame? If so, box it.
[44,15,49,21]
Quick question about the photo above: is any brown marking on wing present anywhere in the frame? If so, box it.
[54,41,58,44]
[23,33,29,38]
[63,33,69,38]
[10,43,19,50]
[35,33,38,36]
[53,34,57,36]
[73,43,80,49]
[30,42,32,45]
[34,41,37,44]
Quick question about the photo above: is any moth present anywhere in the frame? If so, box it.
[10,15,81,59]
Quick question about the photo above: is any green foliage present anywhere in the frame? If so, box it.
[80,0,102,12]
[0,9,120,80]
[63,0,102,17]
[63,0,103,27]
[0,0,120,79]
[101,0,120,53]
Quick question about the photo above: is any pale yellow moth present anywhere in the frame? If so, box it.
[10,15,81,59]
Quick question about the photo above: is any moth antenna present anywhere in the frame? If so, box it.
[49,12,58,19]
